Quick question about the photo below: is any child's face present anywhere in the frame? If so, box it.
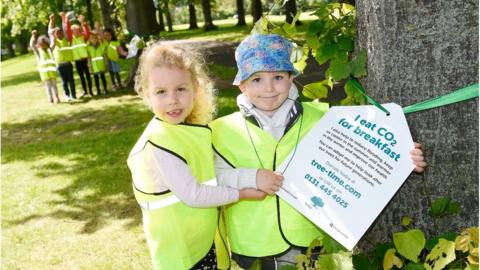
[146,66,195,124]
[72,27,81,37]
[90,35,99,45]
[239,71,293,114]
[104,32,112,41]
[54,30,64,40]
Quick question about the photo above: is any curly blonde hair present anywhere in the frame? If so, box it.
[134,42,216,125]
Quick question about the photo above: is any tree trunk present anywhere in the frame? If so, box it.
[163,0,174,32]
[157,6,165,32]
[85,0,94,29]
[188,1,199,29]
[251,0,263,24]
[355,0,478,248]
[285,0,301,25]
[126,0,160,36]
[98,0,114,29]
[236,0,246,26]
[201,0,217,31]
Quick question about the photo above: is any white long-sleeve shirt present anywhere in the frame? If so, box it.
[128,137,239,208]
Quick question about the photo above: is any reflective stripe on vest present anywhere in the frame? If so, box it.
[88,44,106,73]
[72,36,88,60]
[38,49,57,81]
[210,102,329,257]
[127,119,228,270]
[92,57,104,62]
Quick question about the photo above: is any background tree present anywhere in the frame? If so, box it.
[284,0,301,25]
[125,0,160,36]
[163,0,174,32]
[355,0,478,247]
[98,0,114,29]
[201,0,217,31]
[251,0,263,23]
[236,0,247,26]
[85,0,94,28]
[156,4,166,32]
[188,0,199,29]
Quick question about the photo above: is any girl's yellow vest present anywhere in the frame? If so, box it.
[37,49,57,81]
[88,43,106,73]
[71,36,88,60]
[107,40,120,61]
[210,102,329,257]
[54,38,73,64]
[127,118,229,270]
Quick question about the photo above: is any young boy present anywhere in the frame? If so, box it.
[210,34,426,269]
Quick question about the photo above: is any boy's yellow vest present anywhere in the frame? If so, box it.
[128,118,229,270]
[38,49,57,81]
[107,40,121,61]
[71,36,88,60]
[88,44,106,73]
[53,38,73,64]
[210,102,329,257]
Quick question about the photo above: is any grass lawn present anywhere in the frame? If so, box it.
[0,51,241,269]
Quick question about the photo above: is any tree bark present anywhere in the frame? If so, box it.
[98,0,114,29]
[201,0,217,31]
[355,0,478,248]
[236,0,246,26]
[188,1,199,29]
[126,0,160,36]
[85,0,94,28]
[251,0,263,23]
[163,0,173,32]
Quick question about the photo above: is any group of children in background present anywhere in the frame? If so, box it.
[30,12,127,104]
[127,33,427,270]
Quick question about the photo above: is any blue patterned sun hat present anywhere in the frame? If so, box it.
[233,34,299,85]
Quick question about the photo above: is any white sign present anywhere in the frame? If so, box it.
[277,103,414,250]
[126,35,141,59]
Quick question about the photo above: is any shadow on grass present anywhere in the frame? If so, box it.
[1,87,240,234]
[1,100,152,234]
[1,71,40,88]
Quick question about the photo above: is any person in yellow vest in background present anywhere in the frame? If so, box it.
[48,14,76,101]
[210,34,428,269]
[127,42,270,270]
[103,28,128,90]
[61,12,93,97]
[87,31,109,95]
[29,30,60,104]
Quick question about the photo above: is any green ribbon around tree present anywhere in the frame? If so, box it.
[402,83,479,114]
[348,78,391,115]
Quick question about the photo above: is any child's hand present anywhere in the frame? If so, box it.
[31,29,38,37]
[78,14,85,23]
[256,169,284,195]
[410,142,427,173]
[239,188,267,200]
[49,14,55,22]
[59,11,65,18]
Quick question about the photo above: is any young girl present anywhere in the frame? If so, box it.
[103,28,128,90]
[30,31,60,104]
[127,43,270,270]
[87,31,108,95]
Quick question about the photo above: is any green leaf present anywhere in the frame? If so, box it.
[316,251,353,270]
[349,49,367,78]
[426,232,458,251]
[306,35,321,50]
[282,21,296,36]
[430,197,461,217]
[330,59,351,81]
[278,265,297,270]
[375,243,395,261]
[271,26,287,36]
[337,37,354,51]
[307,20,324,36]
[464,265,479,270]
[335,50,349,63]
[323,234,347,253]
[402,216,412,227]
[303,82,328,100]
[405,262,426,270]
[424,239,456,270]
[341,3,355,15]
[315,43,337,65]
[353,254,381,270]
[393,229,426,263]
[383,248,403,270]
[248,259,262,270]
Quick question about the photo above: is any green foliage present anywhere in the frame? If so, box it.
[393,229,426,263]
[429,197,462,218]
